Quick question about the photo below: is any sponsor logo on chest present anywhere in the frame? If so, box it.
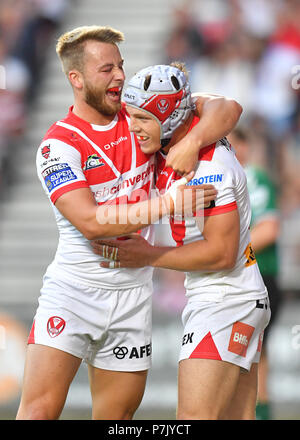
[83,154,105,171]
[187,174,224,186]
[92,163,154,202]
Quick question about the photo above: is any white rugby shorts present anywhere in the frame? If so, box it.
[28,275,153,371]
[179,297,270,371]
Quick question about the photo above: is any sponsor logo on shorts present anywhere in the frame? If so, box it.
[228,321,255,357]
[182,332,194,345]
[113,343,152,360]
[42,162,77,192]
[47,316,66,338]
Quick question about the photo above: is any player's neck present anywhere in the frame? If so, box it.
[72,99,117,126]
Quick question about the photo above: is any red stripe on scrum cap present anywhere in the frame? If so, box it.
[140,90,184,123]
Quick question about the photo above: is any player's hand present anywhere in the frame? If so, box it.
[163,171,217,218]
[165,137,199,175]
[90,234,154,268]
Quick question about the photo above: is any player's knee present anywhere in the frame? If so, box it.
[118,408,136,420]
[177,406,222,420]
[16,400,60,420]
[92,401,139,420]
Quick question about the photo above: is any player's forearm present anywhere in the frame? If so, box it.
[250,219,279,253]
[191,95,243,150]
[86,195,172,239]
[149,240,237,272]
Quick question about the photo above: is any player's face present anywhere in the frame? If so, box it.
[82,41,125,116]
[127,106,161,154]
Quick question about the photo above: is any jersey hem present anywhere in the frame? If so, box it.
[44,266,154,291]
[185,290,268,302]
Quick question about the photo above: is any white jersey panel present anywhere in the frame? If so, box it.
[183,144,267,300]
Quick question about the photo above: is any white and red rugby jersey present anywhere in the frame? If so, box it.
[155,115,267,301]
[36,105,155,288]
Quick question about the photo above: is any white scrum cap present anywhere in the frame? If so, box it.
[123,64,194,146]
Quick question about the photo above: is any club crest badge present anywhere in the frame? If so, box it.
[41,144,51,159]
[47,316,66,338]
[157,99,169,114]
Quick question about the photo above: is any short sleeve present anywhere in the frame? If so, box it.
[189,164,237,217]
[36,138,89,204]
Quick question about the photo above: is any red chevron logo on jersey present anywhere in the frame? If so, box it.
[42,144,51,159]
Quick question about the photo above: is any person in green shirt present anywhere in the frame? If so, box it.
[229,127,282,420]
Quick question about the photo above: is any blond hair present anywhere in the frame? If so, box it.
[170,61,189,79]
[56,25,125,74]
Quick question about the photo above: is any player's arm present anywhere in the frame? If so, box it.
[250,217,279,253]
[250,174,279,253]
[55,179,216,240]
[93,208,240,271]
[165,94,243,175]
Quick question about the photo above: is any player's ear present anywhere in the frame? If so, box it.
[68,69,84,90]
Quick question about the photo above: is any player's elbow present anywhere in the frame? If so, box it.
[79,220,108,241]
[222,254,237,270]
[224,249,238,269]
[234,100,243,119]
[227,99,243,122]
[213,249,237,271]
[82,227,101,241]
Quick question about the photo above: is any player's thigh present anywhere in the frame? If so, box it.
[88,365,148,420]
[17,344,82,419]
[222,363,258,420]
[177,358,240,420]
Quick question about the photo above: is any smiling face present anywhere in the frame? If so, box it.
[75,40,125,116]
[126,105,161,154]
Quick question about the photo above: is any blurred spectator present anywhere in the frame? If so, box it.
[164,0,300,216]
[153,269,187,316]
[0,33,30,200]
[229,127,282,420]
[0,35,30,136]
[12,0,70,98]
[0,0,70,201]
[234,0,279,39]
[163,0,300,420]
[188,33,258,115]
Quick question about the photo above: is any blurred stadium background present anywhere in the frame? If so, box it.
[0,0,300,420]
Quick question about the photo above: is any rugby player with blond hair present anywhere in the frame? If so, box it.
[16,25,241,420]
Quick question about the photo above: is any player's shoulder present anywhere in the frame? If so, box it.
[39,109,87,156]
[213,138,240,167]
